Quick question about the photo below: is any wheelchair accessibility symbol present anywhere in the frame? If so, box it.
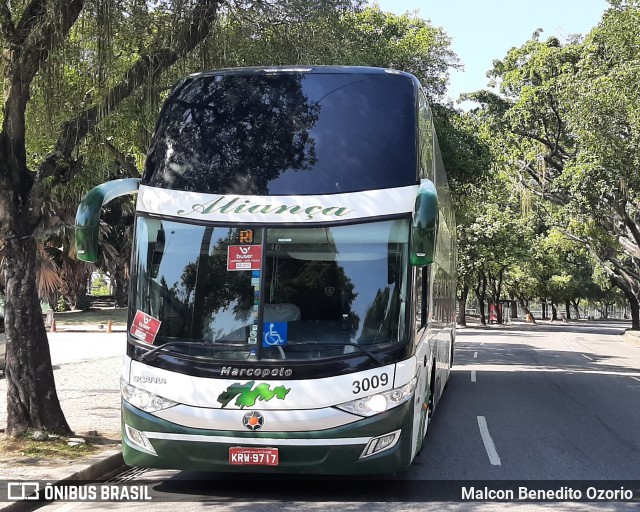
[263,322,287,346]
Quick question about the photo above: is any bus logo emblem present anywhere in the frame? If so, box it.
[243,411,264,431]
[217,381,291,408]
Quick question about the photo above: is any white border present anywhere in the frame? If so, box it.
[136,184,418,224]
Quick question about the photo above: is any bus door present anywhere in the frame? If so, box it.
[411,264,434,457]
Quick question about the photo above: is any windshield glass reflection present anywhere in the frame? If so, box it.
[144,72,416,195]
[131,218,410,361]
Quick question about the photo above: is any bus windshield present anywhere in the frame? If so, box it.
[131,217,410,361]
[143,71,417,195]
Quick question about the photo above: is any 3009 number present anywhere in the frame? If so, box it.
[352,373,389,394]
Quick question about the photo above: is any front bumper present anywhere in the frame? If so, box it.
[121,399,415,475]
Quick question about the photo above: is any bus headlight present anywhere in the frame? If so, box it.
[335,377,417,417]
[121,379,177,413]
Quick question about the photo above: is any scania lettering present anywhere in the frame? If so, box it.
[75,66,457,475]
[132,376,167,384]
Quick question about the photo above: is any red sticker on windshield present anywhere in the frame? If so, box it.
[227,245,262,271]
[131,310,161,344]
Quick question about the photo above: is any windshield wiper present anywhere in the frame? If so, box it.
[282,341,385,366]
[139,340,247,363]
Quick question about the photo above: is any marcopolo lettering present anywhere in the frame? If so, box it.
[177,196,354,220]
[221,366,293,378]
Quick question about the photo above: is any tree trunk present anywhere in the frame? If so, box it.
[495,268,505,324]
[565,299,571,320]
[571,299,581,319]
[541,302,547,320]
[113,274,128,308]
[629,295,640,330]
[551,302,558,321]
[4,236,72,436]
[510,294,518,319]
[457,285,469,327]
[111,266,129,308]
[475,275,487,325]
[518,296,536,323]
[60,258,92,310]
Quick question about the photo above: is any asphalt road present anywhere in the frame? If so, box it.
[31,320,640,510]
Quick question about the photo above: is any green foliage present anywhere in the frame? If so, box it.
[466,3,640,324]
[91,273,110,296]
[56,297,70,313]
[332,7,460,98]
[433,106,492,191]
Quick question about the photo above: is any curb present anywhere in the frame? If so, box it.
[62,450,125,482]
[2,451,125,512]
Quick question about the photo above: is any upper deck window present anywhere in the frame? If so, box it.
[143,71,417,195]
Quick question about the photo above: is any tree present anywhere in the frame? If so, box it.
[454,174,533,325]
[0,0,223,436]
[436,108,493,325]
[468,3,640,329]
[195,5,460,101]
[333,7,460,100]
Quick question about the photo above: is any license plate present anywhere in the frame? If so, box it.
[229,447,279,466]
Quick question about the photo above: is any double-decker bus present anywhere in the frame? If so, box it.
[75,66,457,475]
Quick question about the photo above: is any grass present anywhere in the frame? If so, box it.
[0,434,97,460]
[53,308,128,328]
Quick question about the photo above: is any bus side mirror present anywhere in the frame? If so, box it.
[410,179,438,266]
[76,224,100,263]
[75,178,140,262]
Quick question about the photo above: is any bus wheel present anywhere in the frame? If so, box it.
[425,363,436,437]
[450,342,455,367]
[445,335,455,390]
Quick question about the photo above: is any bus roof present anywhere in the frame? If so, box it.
[185,65,418,82]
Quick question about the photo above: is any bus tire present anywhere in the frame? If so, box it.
[425,362,436,437]
[450,331,455,367]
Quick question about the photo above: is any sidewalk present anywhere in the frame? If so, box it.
[0,322,127,510]
[625,329,640,345]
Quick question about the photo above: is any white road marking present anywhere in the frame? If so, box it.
[568,345,576,350]
[477,416,501,466]
[473,351,478,359]
[51,502,84,512]
[631,377,640,383]
[581,354,594,361]
[471,370,476,382]
[452,366,640,378]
